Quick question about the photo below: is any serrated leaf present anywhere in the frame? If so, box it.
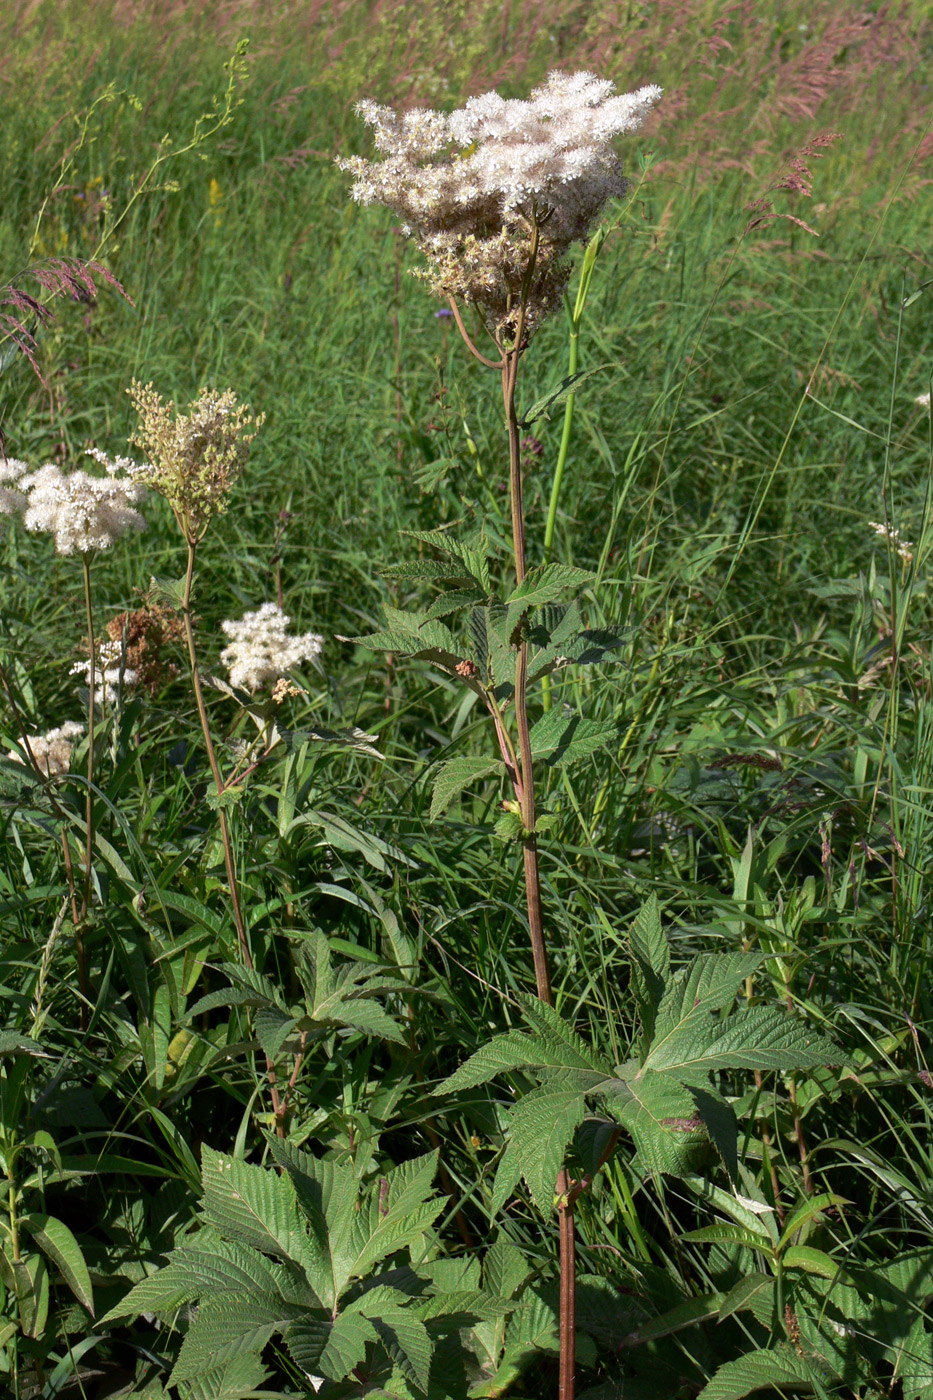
[642,1005,846,1078]
[627,895,668,1046]
[529,709,617,767]
[717,1273,774,1325]
[682,1223,771,1250]
[352,1287,433,1390]
[518,364,616,429]
[491,1072,586,1214]
[382,558,474,582]
[19,1213,94,1313]
[695,1343,826,1400]
[413,457,460,492]
[430,755,502,820]
[505,564,593,633]
[200,1148,320,1280]
[618,1072,710,1178]
[422,589,486,622]
[169,1304,284,1386]
[179,1353,272,1400]
[653,952,764,1044]
[783,1245,841,1279]
[437,998,607,1094]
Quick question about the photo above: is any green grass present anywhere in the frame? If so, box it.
[0,1,931,1395]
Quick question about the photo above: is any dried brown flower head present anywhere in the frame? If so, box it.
[105,603,186,695]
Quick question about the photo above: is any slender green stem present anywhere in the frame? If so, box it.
[180,542,250,966]
[180,542,286,1136]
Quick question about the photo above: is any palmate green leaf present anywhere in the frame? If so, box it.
[19,1213,94,1313]
[652,951,764,1044]
[430,755,502,820]
[292,929,407,1045]
[200,1148,322,1281]
[381,557,474,582]
[338,1152,444,1295]
[529,708,617,768]
[337,604,464,674]
[178,1353,271,1400]
[505,563,594,634]
[490,1071,587,1214]
[695,1342,828,1400]
[641,1005,846,1078]
[526,599,625,681]
[403,527,491,592]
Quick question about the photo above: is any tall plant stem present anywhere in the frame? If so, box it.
[498,217,575,1400]
[181,542,250,969]
[180,542,286,1134]
[76,554,96,1027]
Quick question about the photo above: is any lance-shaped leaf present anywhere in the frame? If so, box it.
[101,1236,307,1322]
[169,1302,289,1387]
[627,895,669,1048]
[402,526,491,592]
[641,1004,847,1078]
[518,363,616,429]
[505,563,594,635]
[337,604,465,676]
[19,1213,94,1313]
[430,755,502,820]
[490,1071,588,1214]
[284,1310,377,1383]
[180,1353,271,1400]
[530,707,617,768]
[350,1285,432,1391]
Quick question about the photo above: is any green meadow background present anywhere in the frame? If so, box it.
[0,0,931,1394]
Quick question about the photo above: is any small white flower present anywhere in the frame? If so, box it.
[220,602,323,693]
[70,640,140,705]
[869,520,914,564]
[0,458,28,518]
[9,721,84,777]
[19,459,146,555]
[916,391,931,409]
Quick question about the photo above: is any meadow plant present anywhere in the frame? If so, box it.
[8,721,84,778]
[220,600,323,692]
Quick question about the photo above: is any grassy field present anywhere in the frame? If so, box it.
[0,1,931,1396]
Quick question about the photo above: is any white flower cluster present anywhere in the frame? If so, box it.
[0,459,29,519]
[917,392,931,409]
[340,71,661,338]
[70,640,140,706]
[9,721,84,777]
[8,455,147,555]
[220,602,323,693]
[869,520,914,564]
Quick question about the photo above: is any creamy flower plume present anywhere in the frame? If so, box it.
[18,458,146,555]
[339,71,660,340]
[9,721,84,777]
[220,602,323,693]
[119,383,264,543]
[917,392,931,409]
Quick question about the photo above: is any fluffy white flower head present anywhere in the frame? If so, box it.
[10,721,84,777]
[220,602,324,693]
[917,391,931,409]
[19,456,146,555]
[339,71,661,338]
